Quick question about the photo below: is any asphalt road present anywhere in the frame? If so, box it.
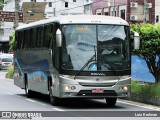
[0,71,159,120]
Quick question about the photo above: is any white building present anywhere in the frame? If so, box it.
[155,0,160,23]
[20,0,84,18]
[0,0,15,47]
[0,0,85,51]
[83,0,92,15]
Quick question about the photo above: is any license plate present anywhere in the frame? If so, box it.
[92,88,104,93]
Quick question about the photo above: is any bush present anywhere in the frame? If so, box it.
[6,65,14,79]
[131,80,160,96]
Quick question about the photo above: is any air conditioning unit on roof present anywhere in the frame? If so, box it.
[147,3,152,8]
[130,2,138,8]
[130,15,138,21]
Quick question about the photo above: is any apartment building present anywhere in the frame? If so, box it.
[92,0,155,23]
[0,0,85,52]
[155,0,160,23]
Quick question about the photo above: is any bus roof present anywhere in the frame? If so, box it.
[16,15,129,30]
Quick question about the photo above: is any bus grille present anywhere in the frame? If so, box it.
[76,90,117,97]
[78,83,116,87]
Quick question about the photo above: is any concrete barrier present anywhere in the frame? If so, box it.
[125,93,160,106]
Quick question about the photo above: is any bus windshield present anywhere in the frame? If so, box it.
[61,24,130,71]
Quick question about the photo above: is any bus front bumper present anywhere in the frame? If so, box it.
[57,84,130,98]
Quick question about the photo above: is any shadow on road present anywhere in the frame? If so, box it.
[17,92,125,109]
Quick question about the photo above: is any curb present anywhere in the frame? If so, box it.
[122,93,160,106]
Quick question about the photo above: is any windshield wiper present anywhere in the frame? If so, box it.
[74,54,95,79]
[103,57,118,77]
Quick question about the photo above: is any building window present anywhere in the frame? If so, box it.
[112,11,116,16]
[73,0,76,2]
[121,9,125,20]
[97,13,101,15]
[156,15,159,23]
[104,12,108,16]
[49,2,52,7]
[65,2,68,8]
[31,0,36,2]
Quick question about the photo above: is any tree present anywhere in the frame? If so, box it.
[131,23,160,84]
[9,31,15,52]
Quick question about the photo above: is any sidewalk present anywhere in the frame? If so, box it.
[0,71,12,80]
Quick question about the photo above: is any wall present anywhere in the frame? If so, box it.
[155,0,160,23]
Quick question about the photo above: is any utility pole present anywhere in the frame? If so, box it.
[113,0,116,16]
[143,0,147,23]
[53,8,55,16]
[14,0,19,29]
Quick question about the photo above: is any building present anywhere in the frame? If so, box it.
[92,0,155,23]
[22,0,84,18]
[0,0,85,52]
[0,0,15,53]
[128,0,155,23]
[22,2,47,23]
[155,0,160,23]
[84,0,93,14]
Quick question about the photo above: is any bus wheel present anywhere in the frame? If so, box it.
[105,98,117,107]
[25,76,33,98]
[49,86,59,106]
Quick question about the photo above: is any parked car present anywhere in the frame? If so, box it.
[0,57,13,70]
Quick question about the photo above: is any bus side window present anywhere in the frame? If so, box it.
[24,30,30,49]
[21,31,24,49]
[30,28,37,49]
[28,29,32,49]
[37,26,44,49]
[44,24,53,49]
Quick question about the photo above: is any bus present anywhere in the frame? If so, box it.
[14,15,139,106]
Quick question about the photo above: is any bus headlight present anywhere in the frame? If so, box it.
[120,86,128,92]
[65,86,70,90]
[65,85,76,90]
[123,86,128,91]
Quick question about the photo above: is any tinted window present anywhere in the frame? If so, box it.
[37,26,44,48]
[2,58,12,62]
[21,31,24,49]
[44,24,53,49]
[24,30,30,49]
[30,28,37,48]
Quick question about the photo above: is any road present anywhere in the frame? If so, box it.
[0,71,160,120]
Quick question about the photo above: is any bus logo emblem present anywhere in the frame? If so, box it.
[89,63,97,71]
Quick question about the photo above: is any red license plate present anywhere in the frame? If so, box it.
[92,88,104,93]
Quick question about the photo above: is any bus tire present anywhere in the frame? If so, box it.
[24,75,33,98]
[49,83,60,106]
[105,98,117,107]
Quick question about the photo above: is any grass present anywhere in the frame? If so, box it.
[131,80,160,97]
[6,65,14,79]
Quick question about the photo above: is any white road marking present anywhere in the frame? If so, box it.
[5,90,159,111]
[7,92,14,95]
[42,103,47,106]
[52,108,64,111]
[118,99,160,111]
[26,98,37,103]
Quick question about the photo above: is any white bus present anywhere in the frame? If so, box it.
[14,15,139,106]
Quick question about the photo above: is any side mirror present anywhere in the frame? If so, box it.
[134,32,140,50]
[56,29,62,47]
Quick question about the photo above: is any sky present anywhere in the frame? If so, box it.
[131,56,155,83]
